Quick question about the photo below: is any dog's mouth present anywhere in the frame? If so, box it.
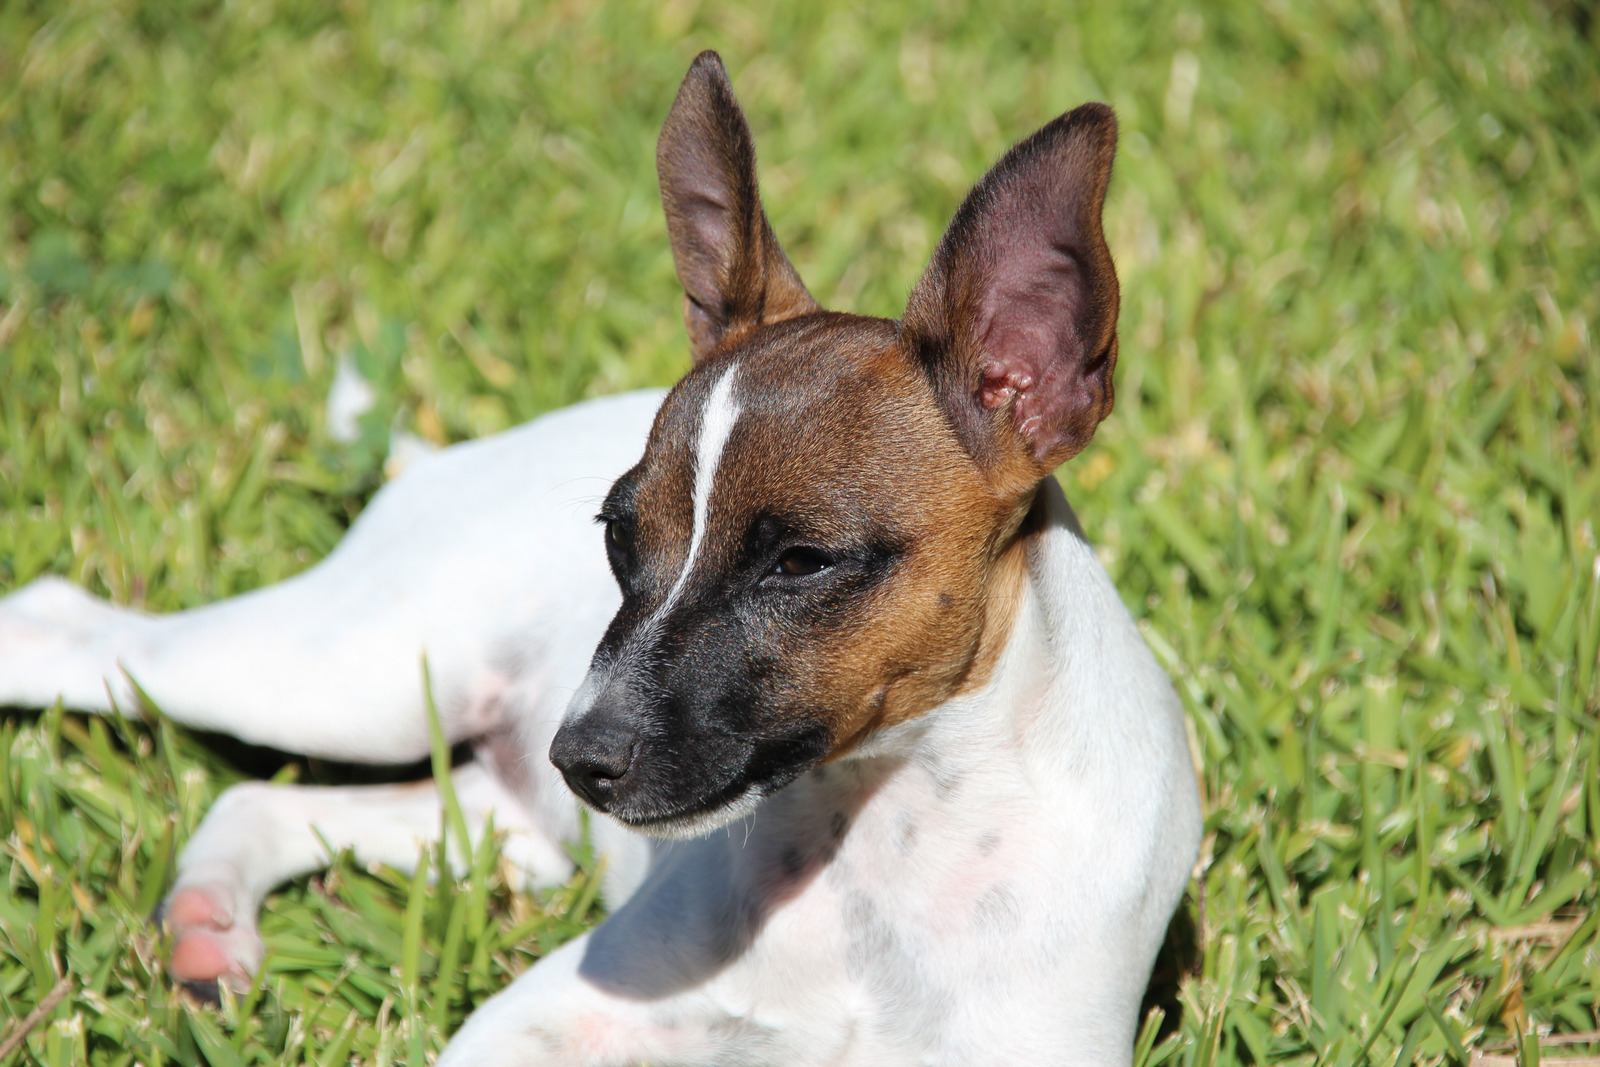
[613,784,769,839]
[552,711,830,839]
[609,731,828,838]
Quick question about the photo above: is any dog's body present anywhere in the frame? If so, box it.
[0,53,1201,1066]
[445,474,1198,1066]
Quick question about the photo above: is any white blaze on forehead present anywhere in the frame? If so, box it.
[663,362,742,609]
[574,363,740,718]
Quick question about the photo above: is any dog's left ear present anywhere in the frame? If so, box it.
[903,103,1121,493]
[658,51,819,362]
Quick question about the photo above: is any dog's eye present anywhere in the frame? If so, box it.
[773,547,830,577]
[605,519,633,556]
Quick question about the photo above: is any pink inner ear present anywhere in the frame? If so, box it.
[666,142,743,313]
[975,245,1103,461]
[901,102,1119,471]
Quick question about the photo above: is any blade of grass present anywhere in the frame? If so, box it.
[422,656,473,872]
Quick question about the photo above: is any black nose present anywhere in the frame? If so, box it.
[549,717,640,810]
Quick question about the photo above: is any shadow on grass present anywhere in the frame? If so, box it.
[188,728,473,786]
[17,706,1209,1045]
[1141,898,1202,1046]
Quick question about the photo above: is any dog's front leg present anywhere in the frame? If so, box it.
[157,760,573,998]
[438,934,784,1067]
[436,827,852,1067]
[439,937,646,1067]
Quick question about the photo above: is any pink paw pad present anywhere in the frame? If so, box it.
[157,884,260,993]
[171,932,234,983]
[167,886,233,930]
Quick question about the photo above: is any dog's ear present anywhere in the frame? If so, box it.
[657,51,818,362]
[903,103,1121,493]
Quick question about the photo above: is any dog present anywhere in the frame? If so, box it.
[0,52,1201,1065]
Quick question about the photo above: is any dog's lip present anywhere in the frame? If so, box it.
[613,793,762,840]
[611,778,760,835]
[591,717,831,835]
[610,748,817,838]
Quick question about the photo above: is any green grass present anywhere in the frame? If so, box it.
[1,0,1597,1063]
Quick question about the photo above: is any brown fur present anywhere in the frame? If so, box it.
[657,53,818,362]
[624,311,1042,758]
[557,52,1124,821]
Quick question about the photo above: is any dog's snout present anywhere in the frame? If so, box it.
[550,716,640,811]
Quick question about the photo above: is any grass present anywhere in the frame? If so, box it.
[1,0,1596,1063]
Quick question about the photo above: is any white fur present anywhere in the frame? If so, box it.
[439,479,1201,1066]
[664,362,742,610]
[563,365,742,735]
[0,390,666,913]
[0,389,1201,1065]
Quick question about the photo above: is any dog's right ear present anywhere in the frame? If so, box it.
[658,51,818,363]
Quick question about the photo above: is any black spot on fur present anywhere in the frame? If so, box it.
[896,813,919,853]
[930,765,963,800]
[843,891,951,1044]
[780,846,804,878]
[179,978,222,1006]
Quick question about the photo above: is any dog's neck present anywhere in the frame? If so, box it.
[838,477,1127,780]
[690,475,1149,905]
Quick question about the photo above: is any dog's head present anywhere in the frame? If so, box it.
[550,51,1121,836]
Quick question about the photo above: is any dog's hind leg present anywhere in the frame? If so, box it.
[0,575,159,713]
[0,391,665,764]
[158,759,573,996]
[0,570,483,763]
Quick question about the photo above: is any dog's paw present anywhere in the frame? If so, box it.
[0,575,116,627]
[154,882,263,997]
[0,576,147,713]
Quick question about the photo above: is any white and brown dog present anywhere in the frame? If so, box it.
[0,52,1201,1066]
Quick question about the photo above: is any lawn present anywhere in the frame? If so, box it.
[1,0,1596,1064]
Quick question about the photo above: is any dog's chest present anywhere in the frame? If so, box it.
[829,758,1055,928]
[718,754,1093,1058]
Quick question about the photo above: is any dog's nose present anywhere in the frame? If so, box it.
[549,717,640,810]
